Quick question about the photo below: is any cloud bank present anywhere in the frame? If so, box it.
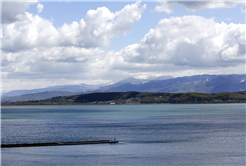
[2,2,146,52]
[1,1,37,24]
[119,16,245,68]
[3,15,245,79]
[1,1,245,90]
[154,1,245,13]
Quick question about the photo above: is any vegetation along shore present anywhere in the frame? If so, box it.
[2,91,246,106]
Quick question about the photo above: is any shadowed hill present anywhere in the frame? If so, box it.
[2,91,246,105]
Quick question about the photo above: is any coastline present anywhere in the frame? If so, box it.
[2,91,246,106]
[1,102,245,106]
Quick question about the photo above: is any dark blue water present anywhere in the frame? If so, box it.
[1,104,245,165]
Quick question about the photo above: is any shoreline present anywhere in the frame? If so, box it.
[1,102,245,106]
[2,91,246,106]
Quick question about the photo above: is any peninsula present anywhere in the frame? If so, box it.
[2,91,246,106]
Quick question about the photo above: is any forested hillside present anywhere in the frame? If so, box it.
[2,91,246,105]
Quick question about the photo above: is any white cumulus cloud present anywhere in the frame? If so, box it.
[154,1,243,13]
[1,1,37,24]
[2,2,146,52]
[3,15,245,83]
[1,2,245,91]
[118,16,245,68]
[37,3,44,14]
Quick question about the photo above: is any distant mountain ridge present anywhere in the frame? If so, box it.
[97,75,173,91]
[2,84,99,97]
[1,74,245,102]
[107,74,245,93]
[1,91,81,102]
[2,75,173,97]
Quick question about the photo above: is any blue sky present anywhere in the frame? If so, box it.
[1,1,246,91]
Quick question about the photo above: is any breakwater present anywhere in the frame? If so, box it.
[1,140,119,148]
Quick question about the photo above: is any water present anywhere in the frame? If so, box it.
[1,104,245,165]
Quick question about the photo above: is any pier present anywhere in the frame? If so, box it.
[1,140,119,148]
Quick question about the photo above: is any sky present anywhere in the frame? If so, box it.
[1,0,246,92]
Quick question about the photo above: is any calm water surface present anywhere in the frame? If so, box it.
[1,104,245,165]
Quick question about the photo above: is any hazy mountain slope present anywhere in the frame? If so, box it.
[152,75,174,81]
[2,74,245,100]
[201,75,245,93]
[1,75,174,97]
[108,74,245,93]
[2,84,98,97]
[98,76,173,91]
[1,91,80,102]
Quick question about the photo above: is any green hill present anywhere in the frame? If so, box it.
[2,91,246,105]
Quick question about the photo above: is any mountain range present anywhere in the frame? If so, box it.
[1,74,245,102]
